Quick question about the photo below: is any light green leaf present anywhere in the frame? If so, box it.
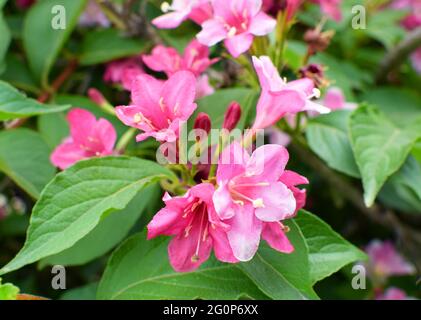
[238,220,318,300]
[349,105,421,207]
[80,28,148,65]
[0,278,19,300]
[1,55,40,94]
[39,184,161,267]
[295,210,366,284]
[60,282,98,300]
[307,110,360,178]
[97,232,267,300]
[0,129,56,199]
[0,80,69,120]
[379,157,421,214]
[23,0,87,87]
[0,156,175,275]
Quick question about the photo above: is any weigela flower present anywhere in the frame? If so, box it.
[197,0,276,57]
[262,0,302,21]
[142,40,218,98]
[213,142,308,261]
[147,183,237,272]
[252,56,329,130]
[15,0,36,9]
[364,240,415,282]
[103,57,144,91]
[79,0,110,27]
[311,0,342,22]
[51,109,117,170]
[115,71,197,143]
[322,87,357,111]
[152,0,213,29]
[143,39,218,77]
[376,287,414,300]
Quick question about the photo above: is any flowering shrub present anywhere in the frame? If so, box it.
[0,0,420,300]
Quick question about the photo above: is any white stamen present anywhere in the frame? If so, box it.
[227,27,237,38]
[160,2,171,13]
[312,88,321,99]
[252,198,265,208]
[133,113,142,123]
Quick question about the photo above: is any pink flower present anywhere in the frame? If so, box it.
[104,57,144,91]
[263,0,302,20]
[50,109,117,170]
[390,0,421,30]
[365,240,415,281]
[312,0,342,22]
[252,56,329,129]
[147,183,237,272]
[322,87,357,111]
[376,287,414,300]
[115,71,197,143]
[79,0,110,27]
[410,47,421,75]
[196,74,215,98]
[142,39,218,77]
[197,0,276,57]
[213,142,307,261]
[152,0,213,29]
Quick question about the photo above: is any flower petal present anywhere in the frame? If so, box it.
[224,33,254,58]
[249,12,276,36]
[262,222,294,253]
[197,19,227,46]
[50,140,86,170]
[152,10,190,29]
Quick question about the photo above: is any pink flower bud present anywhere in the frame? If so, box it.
[223,102,242,131]
[88,88,107,106]
[194,112,212,134]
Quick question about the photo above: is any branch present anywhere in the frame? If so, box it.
[376,28,421,84]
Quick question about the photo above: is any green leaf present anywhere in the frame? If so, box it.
[79,28,148,65]
[238,220,318,300]
[1,55,40,94]
[0,1,11,75]
[0,129,56,199]
[349,105,421,207]
[307,110,360,178]
[23,0,87,87]
[379,156,421,214]
[39,184,161,267]
[361,87,421,127]
[97,232,267,300]
[0,156,175,275]
[0,80,69,120]
[295,210,366,284]
[60,282,98,300]
[194,88,259,129]
[0,278,19,300]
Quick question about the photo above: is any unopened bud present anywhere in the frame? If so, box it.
[304,28,335,55]
[194,112,212,135]
[88,88,107,106]
[223,102,242,131]
[299,64,329,88]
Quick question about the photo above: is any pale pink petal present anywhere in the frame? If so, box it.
[210,226,238,263]
[152,10,190,29]
[217,141,249,182]
[197,19,227,46]
[224,33,254,58]
[252,56,284,91]
[324,87,346,110]
[213,182,236,220]
[142,46,181,76]
[262,222,294,253]
[227,204,263,261]
[195,74,214,99]
[246,144,289,180]
[249,12,276,36]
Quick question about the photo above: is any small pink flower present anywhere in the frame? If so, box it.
[376,287,414,300]
[142,39,218,77]
[322,87,357,111]
[147,183,237,272]
[51,109,117,170]
[390,0,421,30]
[312,0,342,22]
[152,0,213,29]
[197,0,276,57]
[365,240,415,280]
[116,71,197,143]
[79,0,110,27]
[104,57,144,91]
[196,74,215,98]
[213,142,307,261]
[252,56,329,129]
[410,47,421,75]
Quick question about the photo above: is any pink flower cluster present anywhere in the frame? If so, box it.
[148,142,308,271]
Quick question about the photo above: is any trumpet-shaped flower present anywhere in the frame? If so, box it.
[152,0,213,29]
[252,56,330,129]
[103,57,144,91]
[147,183,237,272]
[197,0,276,57]
[115,71,197,143]
[51,109,116,170]
[213,142,307,261]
